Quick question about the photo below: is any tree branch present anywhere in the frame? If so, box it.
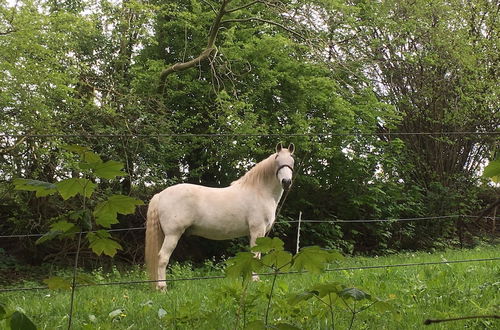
[221,17,305,40]
[158,0,232,92]
[158,0,301,94]
[0,136,26,154]
[226,0,261,13]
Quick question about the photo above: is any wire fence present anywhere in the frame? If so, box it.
[0,215,497,240]
[1,131,499,139]
[1,256,498,293]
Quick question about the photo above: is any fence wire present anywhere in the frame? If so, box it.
[0,215,497,240]
[1,131,499,139]
[1,257,498,294]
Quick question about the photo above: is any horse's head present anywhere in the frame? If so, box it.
[275,143,295,190]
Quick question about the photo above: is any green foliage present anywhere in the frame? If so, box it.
[87,230,122,257]
[93,195,144,228]
[226,252,263,284]
[13,146,142,259]
[0,302,37,330]
[289,282,396,329]
[43,276,72,290]
[226,237,344,327]
[13,179,57,197]
[483,158,500,183]
[292,246,343,274]
[10,311,37,330]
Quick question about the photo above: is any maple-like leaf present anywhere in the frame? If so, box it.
[93,195,143,228]
[225,252,262,283]
[55,178,96,200]
[292,246,343,274]
[13,179,57,197]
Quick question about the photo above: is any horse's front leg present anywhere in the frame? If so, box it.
[249,224,267,281]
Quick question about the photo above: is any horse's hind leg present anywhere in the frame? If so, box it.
[157,232,183,291]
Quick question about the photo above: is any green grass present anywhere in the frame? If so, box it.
[1,245,499,329]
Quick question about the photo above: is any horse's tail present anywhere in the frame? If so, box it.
[145,193,163,287]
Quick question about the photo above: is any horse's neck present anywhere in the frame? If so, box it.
[257,179,284,205]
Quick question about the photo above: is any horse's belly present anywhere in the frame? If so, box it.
[187,221,249,240]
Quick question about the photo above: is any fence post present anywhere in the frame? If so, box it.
[296,212,302,254]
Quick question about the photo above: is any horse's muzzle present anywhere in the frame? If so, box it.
[281,178,292,190]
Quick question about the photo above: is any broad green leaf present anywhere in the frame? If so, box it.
[43,276,72,290]
[251,237,284,253]
[483,159,500,183]
[93,160,127,179]
[94,212,119,228]
[93,195,144,228]
[56,178,96,200]
[88,230,111,240]
[292,247,343,274]
[76,274,96,286]
[87,233,122,257]
[63,144,92,154]
[339,287,371,301]
[287,291,317,305]
[262,250,292,271]
[225,252,262,283]
[50,220,76,232]
[10,311,37,330]
[13,178,57,197]
[63,145,102,164]
[311,282,343,298]
[36,231,61,245]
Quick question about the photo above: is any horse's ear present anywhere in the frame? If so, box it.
[288,143,295,154]
[276,143,283,153]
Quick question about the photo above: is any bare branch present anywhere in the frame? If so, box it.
[159,47,216,83]
[158,0,298,94]
[158,0,232,92]
[0,136,26,154]
[200,0,218,14]
[226,0,262,13]
[222,17,305,40]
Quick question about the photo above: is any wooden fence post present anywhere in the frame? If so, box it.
[296,212,302,254]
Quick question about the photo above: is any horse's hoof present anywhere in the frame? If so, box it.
[156,284,167,292]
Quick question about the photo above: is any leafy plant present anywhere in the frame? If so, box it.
[225,237,343,329]
[13,145,143,288]
[289,283,397,329]
[0,302,37,330]
[483,158,500,183]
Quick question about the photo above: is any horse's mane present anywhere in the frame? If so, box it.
[231,154,276,187]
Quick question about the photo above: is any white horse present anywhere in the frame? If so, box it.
[145,143,295,290]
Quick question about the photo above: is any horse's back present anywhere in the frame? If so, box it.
[154,183,256,240]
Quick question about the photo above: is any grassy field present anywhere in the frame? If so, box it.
[1,245,499,329]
